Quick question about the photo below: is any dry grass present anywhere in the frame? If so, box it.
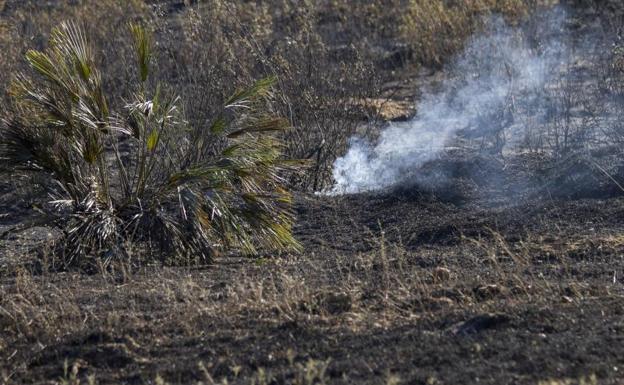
[2,215,621,382]
[400,0,539,67]
[2,2,624,384]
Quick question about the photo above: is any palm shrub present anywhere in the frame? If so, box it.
[1,22,302,268]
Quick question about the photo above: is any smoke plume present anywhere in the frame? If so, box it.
[329,8,571,195]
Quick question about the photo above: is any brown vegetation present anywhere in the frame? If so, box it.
[2,1,624,384]
[2,193,624,384]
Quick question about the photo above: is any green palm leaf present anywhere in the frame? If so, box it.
[2,21,303,269]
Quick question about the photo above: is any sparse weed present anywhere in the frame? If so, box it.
[538,374,598,385]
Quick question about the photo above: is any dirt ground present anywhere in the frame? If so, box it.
[2,181,624,384]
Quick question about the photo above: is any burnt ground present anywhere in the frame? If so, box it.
[3,1,624,384]
[2,176,624,384]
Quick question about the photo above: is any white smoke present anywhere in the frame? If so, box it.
[329,9,570,195]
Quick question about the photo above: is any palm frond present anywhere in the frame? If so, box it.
[2,21,303,269]
[130,23,152,83]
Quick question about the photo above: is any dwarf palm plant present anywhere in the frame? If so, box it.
[2,22,302,268]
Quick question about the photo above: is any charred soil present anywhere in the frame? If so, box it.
[2,180,624,384]
[3,1,624,384]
